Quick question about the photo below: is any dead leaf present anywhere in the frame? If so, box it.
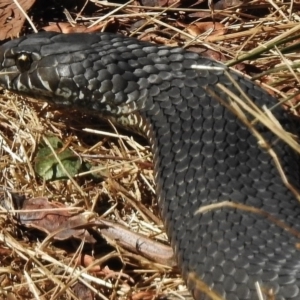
[0,247,11,256]
[72,282,94,300]
[140,32,179,47]
[186,46,225,62]
[43,23,88,34]
[74,254,135,282]
[188,11,217,18]
[42,19,119,34]
[214,0,243,9]
[0,0,35,41]
[19,197,96,243]
[75,254,102,273]
[131,291,160,300]
[140,0,180,7]
[180,21,227,41]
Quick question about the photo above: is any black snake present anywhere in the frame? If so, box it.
[1,31,300,300]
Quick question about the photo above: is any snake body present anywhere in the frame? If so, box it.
[1,32,300,299]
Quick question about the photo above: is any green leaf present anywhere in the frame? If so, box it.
[34,136,82,181]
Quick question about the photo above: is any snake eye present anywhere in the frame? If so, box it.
[15,52,32,72]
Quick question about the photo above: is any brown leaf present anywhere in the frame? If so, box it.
[184,22,227,41]
[74,254,135,281]
[19,197,96,243]
[188,11,217,18]
[140,33,179,47]
[131,291,160,300]
[186,46,225,62]
[140,0,180,7]
[72,282,94,300]
[214,0,243,9]
[0,247,11,256]
[42,23,87,33]
[42,19,119,34]
[0,0,35,41]
[75,254,102,273]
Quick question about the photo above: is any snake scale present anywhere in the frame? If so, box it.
[1,31,300,300]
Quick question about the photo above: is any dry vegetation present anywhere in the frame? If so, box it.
[1,0,300,299]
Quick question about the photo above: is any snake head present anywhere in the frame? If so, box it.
[0,32,66,102]
[0,31,150,115]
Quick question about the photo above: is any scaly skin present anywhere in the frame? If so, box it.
[1,32,300,299]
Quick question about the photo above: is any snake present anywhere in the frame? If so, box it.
[1,31,300,300]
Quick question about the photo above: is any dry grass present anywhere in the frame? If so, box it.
[1,0,300,299]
